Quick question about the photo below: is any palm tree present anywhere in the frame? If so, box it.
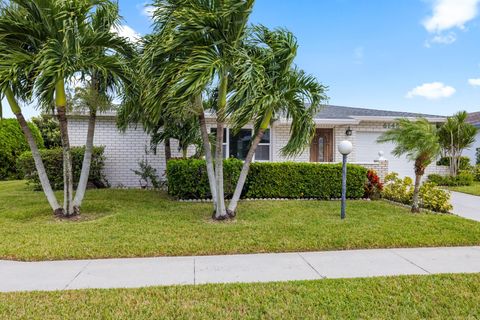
[145,0,257,220]
[1,0,132,216]
[71,1,133,211]
[438,111,478,176]
[0,3,63,215]
[378,118,441,213]
[226,26,328,215]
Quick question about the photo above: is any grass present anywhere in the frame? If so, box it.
[448,181,480,196]
[0,274,479,319]
[1,180,480,261]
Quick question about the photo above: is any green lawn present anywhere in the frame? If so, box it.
[1,180,480,261]
[0,274,479,319]
[448,181,480,196]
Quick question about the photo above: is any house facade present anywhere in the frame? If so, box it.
[68,105,449,188]
[466,112,480,165]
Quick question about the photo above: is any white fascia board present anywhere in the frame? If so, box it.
[275,118,360,125]
[351,116,446,123]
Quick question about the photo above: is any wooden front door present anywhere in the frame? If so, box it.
[310,129,334,162]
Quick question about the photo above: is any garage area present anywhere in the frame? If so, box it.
[355,131,414,178]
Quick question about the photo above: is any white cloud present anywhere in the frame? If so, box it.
[468,78,480,86]
[423,0,480,33]
[406,82,456,100]
[111,25,141,43]
[425,32,457,47]
[137,3,155,19]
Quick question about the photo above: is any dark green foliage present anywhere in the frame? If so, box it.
[17,146,108,190]
[167,158,242,199]
[476,148,480,165]
[167,160,368,200]
[427,172,474,187]
[132,158,162,189]
[0,119,44,180]
[31,114,62,149]
[437,156,471,170]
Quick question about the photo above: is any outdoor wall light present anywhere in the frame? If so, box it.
[338,140,353,220]
[345,127,353,136]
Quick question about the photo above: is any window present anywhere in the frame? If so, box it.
[210,128,271,161]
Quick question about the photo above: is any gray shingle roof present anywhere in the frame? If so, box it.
[467,112,480,127]
[315,105,445,120]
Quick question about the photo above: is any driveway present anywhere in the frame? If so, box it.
[449,191,480,222]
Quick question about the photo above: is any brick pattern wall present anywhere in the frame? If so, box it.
[359,160,389,181]
[68,116,449,188]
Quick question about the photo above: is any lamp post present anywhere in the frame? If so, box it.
[338,140,353,220]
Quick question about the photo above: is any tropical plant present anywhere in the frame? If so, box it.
[31,114,62,149]
[364,170,383,200]
[137,0,257,220]
[0,0,132,216]
[226,26,327,215]
[438,111,478,176]
[0,2,63,215]
[378,118,441,213]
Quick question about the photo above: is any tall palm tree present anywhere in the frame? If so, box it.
[1,0,132,216]
[438,111,478,176]
[0,3,63,215]
[226,26,328,215]
[71,1,134,211]
[145,0,257,220]
[378,118,441,213]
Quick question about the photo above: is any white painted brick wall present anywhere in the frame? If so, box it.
[68,116,448,188]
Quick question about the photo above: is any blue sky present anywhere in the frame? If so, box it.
[4,0,480,118]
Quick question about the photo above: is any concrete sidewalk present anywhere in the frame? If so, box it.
[450,191,480,222]
[1,246,480,293]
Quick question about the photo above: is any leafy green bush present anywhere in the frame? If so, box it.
[166,160,368,200]
[0,119,44,180]
[476,148,480,165]
[167,158,241,199]
[382,173,413,205]
[17,146,108,190]
[31,114,62,149]
[437,156,472,170]
[383,172,452,212]
[427,172,474,186]
[473,165,480,182]
[419,182,453,213]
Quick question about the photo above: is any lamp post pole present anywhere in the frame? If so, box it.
[338,140,353,220]
[341,153,347,220]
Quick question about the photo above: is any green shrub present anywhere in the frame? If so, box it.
[17,146,108,190]
[476,148,480,165]
[382,173,413,205]
[419,182,453,213]
[31,114,62,149]
[0,119,44,180]
[437,156,472,170]
[427,172,474,186]
[166,160,368,200]
[473,165,480,182]
[167,158,241,199]
[383,172,452,212]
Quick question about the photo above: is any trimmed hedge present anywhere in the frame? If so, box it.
[427,172,474,187]
[0,119,44,180]
[17,146,108,191]
[167,159,368,200]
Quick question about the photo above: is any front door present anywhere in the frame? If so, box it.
[310,129,334,162]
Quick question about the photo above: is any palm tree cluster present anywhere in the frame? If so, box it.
[0,0,327,220]
[0,0,133,217]
[117,0,328,220]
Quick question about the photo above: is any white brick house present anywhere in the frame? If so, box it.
[68,105,449,188]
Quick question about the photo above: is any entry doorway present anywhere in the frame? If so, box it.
[310,129,334,162]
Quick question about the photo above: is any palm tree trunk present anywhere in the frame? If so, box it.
[164,139,172,163]
[227,128,266,216]
[198,109,217,210]
[182,147,188,159]
[73,108,96,211]
[213,74,229,220]
[5,88,62,215]
[412,173,422,213]
[55,79,75,216]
